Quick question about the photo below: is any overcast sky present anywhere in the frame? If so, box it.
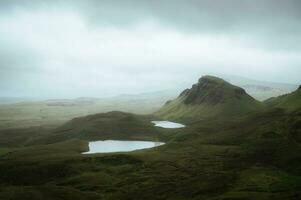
[0,0,300,98]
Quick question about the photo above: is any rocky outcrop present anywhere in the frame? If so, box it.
[180,76,248,105]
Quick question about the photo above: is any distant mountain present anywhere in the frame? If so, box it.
[156,76,262,122]
[114,90,178,100]
[217,74,299,101]
[0,97,34,104]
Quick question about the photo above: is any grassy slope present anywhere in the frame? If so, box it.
[0,85,300,199]
[156,76,263,122]
[0,106,300,200]
[29,111,166,145]
[155,95,262,123]
[265,88,301,112]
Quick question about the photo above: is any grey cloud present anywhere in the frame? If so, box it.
[0,0,300,98]
[1,0,301,50]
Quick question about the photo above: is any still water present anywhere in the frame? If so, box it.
[152,121,185,128]
[83,140,165,154]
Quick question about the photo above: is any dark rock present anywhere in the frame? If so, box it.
[180,75,248,105]
[179,89,190,97]
[234,88,246,99]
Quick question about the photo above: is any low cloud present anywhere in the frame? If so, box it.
[0,1,300,98]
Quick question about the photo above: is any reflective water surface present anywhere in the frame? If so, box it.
[83,140,165,154]
[152,121,185,128]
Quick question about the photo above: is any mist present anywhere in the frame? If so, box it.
[0,0,300,98]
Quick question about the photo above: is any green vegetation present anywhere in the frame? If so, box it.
[265,87,301,112]
[31,111,163,145]
[0,77,300,199]
[0,93,173,129]
[156,76,262,122]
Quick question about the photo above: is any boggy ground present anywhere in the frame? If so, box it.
[0,108,301,200]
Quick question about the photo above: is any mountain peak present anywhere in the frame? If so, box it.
[181,75,247,105]
[156,75,261,121]
[198,75,228,84]
[298,85,301,90]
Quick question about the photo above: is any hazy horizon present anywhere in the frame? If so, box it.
[0,73,299,100]
[1,0,301,98]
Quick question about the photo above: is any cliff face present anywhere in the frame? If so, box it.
[181,76,250,105]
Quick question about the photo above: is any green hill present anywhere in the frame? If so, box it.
[156,75,262,122]
[29,111,162,145]
[0,77,301,200]
[265,85,301,112]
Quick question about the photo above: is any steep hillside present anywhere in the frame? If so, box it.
[156,76,262,122]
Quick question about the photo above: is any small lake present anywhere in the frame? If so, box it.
[152,121,185,128]
[83,140,165,154]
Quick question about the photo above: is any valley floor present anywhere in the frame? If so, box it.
[0,108,300,200]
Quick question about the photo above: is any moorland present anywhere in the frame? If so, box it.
[0,75,300,200]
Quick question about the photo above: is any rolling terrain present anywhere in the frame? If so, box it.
[0,91,176,129]
[0,76,300,200]
[0,75,296,130]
